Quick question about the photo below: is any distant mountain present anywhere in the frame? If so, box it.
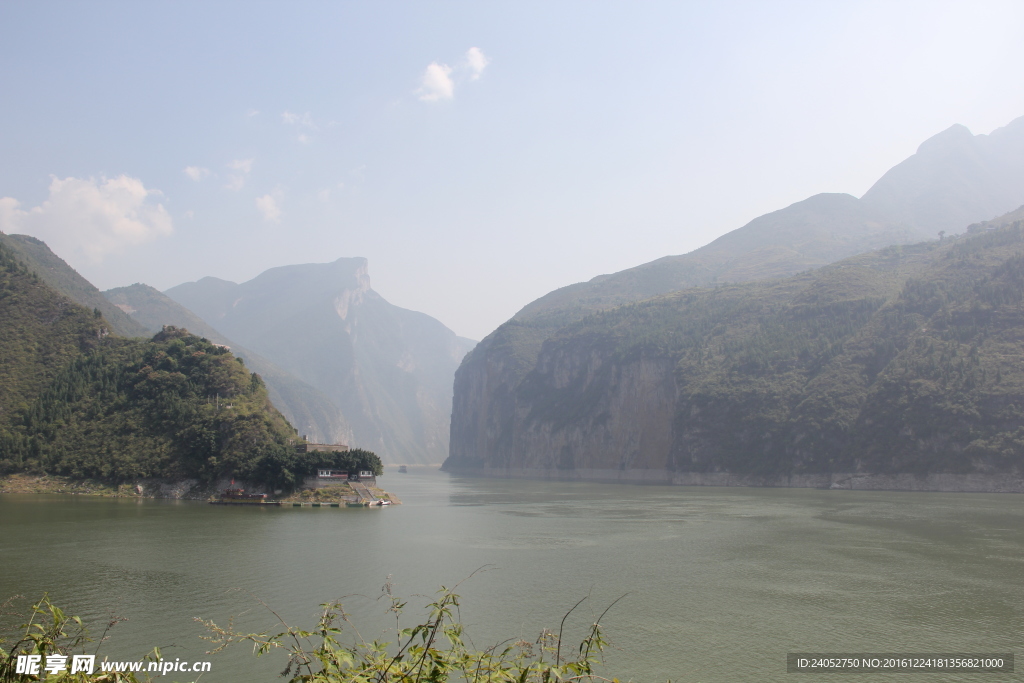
[448,218,1024,484]
[448,115,1024,481]
[165,258,475,464]
[104,283,353,446]
[0,232,149,338]
[862,116,1024,234]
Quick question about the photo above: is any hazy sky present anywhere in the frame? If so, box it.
[2,1,1023,340]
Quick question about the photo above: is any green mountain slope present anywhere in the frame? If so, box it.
[0,243,108,427]
[0,232,150,338]
[104,283,353,445]
[448,219,1024,480]
[165,258,475,464]
[448,117,1024,477]
[0,241,311,489]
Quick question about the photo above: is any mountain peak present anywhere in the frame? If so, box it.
[915,123,974,155]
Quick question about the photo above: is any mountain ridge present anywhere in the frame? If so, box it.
[165,258,474,464]
[104,282,354,445]
[0,232,150,338]
[447,116,1024,481]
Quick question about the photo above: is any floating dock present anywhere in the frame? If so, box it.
[209,500,397,507]
[209,500,282,506]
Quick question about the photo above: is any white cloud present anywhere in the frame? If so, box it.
[418,62,454,102]
[282,110,317,128]
[465,47,489,80]
[297,133,310,145]
[183,166,211,182]
[255,192,282,222]
[0,175,173,263]
[184,210,195,220]
[225,158,254,191]
[417,48,489,102]
[246,109,260,117]
[317,181,344,202]
[228,158,254,174]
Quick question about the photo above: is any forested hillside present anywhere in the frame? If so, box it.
[105,283,354,446]
[0,232,149,338]
[0,241,326,490]
[447,220,1024,482]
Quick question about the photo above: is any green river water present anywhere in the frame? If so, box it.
[2,469,1022,682]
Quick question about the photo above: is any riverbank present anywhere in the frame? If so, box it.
[0,474,400,502]
[444,467,1024,493]
[0,474,126,496]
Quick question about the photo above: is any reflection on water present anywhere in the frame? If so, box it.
[2,470,1023,682]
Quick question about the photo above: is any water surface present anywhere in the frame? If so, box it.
[2,470,1022,682]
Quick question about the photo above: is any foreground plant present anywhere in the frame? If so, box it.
[198,577,627,683]
[3,582,631,682]
[0,595,151,682]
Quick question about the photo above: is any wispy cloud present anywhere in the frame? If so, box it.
[255,189,283,222]
[317,181,345,202]
[228,158,254,174]
[464,47,489,80]
[183,166,211,182]
[225,158,254,191]
[282,110,319,143]
[418,62,454,102]
[282,110,317,128]
[0,175,173,263]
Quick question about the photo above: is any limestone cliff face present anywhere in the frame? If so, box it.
[448,221,1024,483]
[167,258,475,464]
[451,321,685,472]
[447,119,1024,481]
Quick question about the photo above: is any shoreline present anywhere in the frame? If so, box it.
[0,474,400,503]
[443,467,1024,493]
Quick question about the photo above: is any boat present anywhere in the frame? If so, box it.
[219,487,267,501]
[398,465,408,473]
[374,499,392,506]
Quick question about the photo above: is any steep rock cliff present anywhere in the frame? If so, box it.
[450,220,1024,480]
[448,118,1024,479]
[167,258,474,464]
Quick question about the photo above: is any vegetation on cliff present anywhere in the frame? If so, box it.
[0,323,301,487]
[449,219,1024,478]
[0,232,149,339]
[0,240,379,491]
[104,282,356,450]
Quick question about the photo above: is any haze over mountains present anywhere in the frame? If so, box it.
[104,282,354,448]
[0,225,473,466]
[446,116,1024,485]
[162,258,474,465]
[4,115,1023,480]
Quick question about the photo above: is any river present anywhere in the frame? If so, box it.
[2,469,1022,682]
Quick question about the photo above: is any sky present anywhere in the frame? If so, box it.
[1,1,1023,340]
